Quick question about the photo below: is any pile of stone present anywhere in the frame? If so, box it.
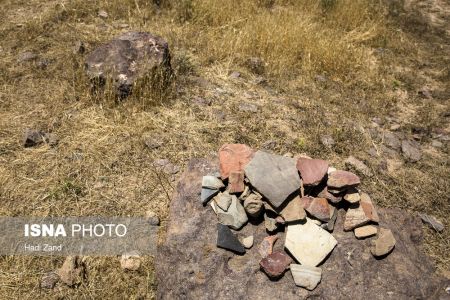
[201,144,396,291]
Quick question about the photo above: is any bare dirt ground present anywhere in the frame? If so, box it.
[0,0,448,298]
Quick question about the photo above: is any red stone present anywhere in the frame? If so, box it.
[259,251,293,278]
[317,186,343,203]
[228,170,245,193]
[219,144,254,180]
[327,170,360,189]
[296,158,329,186]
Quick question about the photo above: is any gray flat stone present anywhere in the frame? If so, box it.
[345,156,373,177]
[216,195,248,230]
[245,151,301,209]
[214,192,232,211]
[85,31,171,98]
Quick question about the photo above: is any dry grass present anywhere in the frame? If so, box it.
[0,0,449,298]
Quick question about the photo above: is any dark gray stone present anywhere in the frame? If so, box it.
[23,129,58,147]
[201,188,219,205]
[85,31,171,98]
[156,158,449,299]
[216,224,245,254]
[244,151,301,209]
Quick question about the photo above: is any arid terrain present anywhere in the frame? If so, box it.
[0,0,449,298]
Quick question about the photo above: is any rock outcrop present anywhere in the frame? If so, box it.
[85,31,171,98]
[156,158,448,299]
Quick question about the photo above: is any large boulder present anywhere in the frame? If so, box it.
[85,31,171,98]
[156,158,449,299]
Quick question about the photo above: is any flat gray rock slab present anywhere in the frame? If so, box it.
[156,158,449,300]
[244,151,301,209]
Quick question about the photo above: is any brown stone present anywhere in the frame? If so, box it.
[344,204,369,231]
[296,158,329,186]
[301,197,331,222]
[219,144,254,179]
[354,225,378,239]
[280,196,306,223]
[360,192,379,223]
[40,272,59,289]
[260,251,293,278]
[344,190,360,204]
[371,228,396,257]
[259,235,278,258]
[317,186,343,204]
[243,193,263,217]
[56,256,84,287]
[327,170,360,189]
[345,156,373,177]
[228,170,245,193]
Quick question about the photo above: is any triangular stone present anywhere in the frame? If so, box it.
[216,223,245,254]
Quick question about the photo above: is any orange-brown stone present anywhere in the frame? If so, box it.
[301,197,331,222]
[228,170,245,193]
[219,144,254,180]
[296,158,329,186]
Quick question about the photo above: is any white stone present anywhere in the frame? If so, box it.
[285,219,337,267]
[120,251,141,271]
[202,175,225,189]
[242,235,254,249]
[290,264,322,290]
[327,167,337,174]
